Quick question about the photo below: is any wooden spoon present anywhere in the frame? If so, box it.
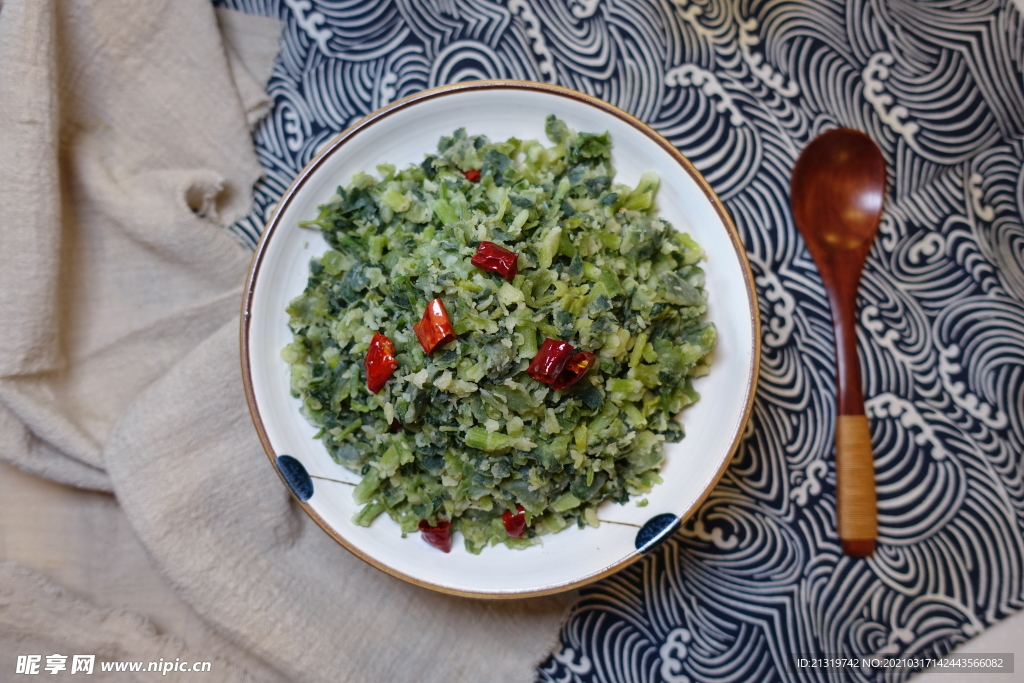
[790,128,885,558]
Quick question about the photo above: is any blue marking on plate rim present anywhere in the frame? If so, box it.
[276,454,314,502]
[635,513,680,553]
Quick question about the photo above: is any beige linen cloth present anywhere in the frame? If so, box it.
[0,1,571,681]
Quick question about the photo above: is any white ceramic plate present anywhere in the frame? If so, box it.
[242,81,759,598]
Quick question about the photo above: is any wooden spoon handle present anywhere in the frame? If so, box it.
[836,414,877,556]
[828,277,877,557]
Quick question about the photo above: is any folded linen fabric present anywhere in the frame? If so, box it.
[0,561,258,683]
[216,7,282,127]
[0,0,260,491]
[0,459,290,683]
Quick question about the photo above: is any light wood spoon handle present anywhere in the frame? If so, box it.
[831,290,877,557]
[835,415,876,556]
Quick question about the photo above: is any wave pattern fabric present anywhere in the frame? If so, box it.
[216,0,1024,680]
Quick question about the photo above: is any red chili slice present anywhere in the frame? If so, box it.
[502,504,526,538]
[418,519,452,553]
[551,351,597,391]
[389,419,402,433]
[364,331,399,394]
[463,169,481,183]
[413,298,456,355]
[470,241,519,281]
[527,338,576,384]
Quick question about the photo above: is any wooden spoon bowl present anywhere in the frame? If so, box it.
[790,128,886,557]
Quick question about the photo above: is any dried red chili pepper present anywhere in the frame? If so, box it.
[463,169,481,183]
[418,519,452,553]
[413,298,456,355]
[551,351,597,391]
[502,504,526,538]
[527,338,576,384]
[470,241,519,281]
[389,419,402,433]
[364,331,398,394]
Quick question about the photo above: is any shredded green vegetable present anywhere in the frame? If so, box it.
[283,116,715,553]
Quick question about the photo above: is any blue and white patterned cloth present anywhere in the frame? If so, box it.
[216,1,1024,680]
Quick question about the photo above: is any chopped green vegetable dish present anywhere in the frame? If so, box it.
[283,116,715,553]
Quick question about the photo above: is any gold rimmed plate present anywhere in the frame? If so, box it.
[241,81,760,598]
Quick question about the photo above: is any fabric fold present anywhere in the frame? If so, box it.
[0,0,262,490]
[216,8,283,128]
[0,561,262,683]
[0,0,64,376]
